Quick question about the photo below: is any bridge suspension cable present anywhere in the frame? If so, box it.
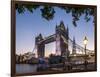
[60,35,94,54]
[32,44,37,54]
[68,37,94,54]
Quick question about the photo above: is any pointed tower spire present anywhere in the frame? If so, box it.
[66,26,69,39]
[56,23,58,29]
[60,21,65,30]
[72,36,76,54]
[66,26,69,33]
[60,21,64,26]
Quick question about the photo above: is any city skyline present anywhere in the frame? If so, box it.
[16,6,94,57]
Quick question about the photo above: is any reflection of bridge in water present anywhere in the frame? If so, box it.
[32,21,94,60]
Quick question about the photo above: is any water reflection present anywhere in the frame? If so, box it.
[16,64,37,74]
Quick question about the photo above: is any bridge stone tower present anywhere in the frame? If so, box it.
[35,34,45,58]
[56,21,69,58]
[72,37,76,54]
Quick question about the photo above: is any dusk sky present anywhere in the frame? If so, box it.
[16,6,94,57]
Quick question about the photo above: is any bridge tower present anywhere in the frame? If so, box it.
[72,37,76,54]
[56,21,69,58]
[35,34,45,58]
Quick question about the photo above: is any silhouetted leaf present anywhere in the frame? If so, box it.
[40,6,55,20]
[15,3,95,27]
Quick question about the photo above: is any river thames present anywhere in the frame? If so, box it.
[16,64,38,74]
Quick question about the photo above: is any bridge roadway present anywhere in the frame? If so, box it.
[37,34,56,44]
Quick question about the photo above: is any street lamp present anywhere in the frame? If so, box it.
[83,36,88,70]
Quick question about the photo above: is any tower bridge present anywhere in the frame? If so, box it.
[33,21,94,59]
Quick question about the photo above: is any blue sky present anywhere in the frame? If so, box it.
[16,6,94,57]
